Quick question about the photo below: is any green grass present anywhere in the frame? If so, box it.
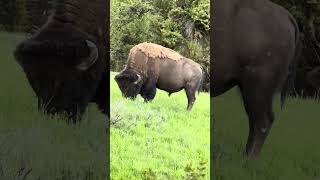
[0,32,107,179]
[213,88,320,180]
[110,72,210,179]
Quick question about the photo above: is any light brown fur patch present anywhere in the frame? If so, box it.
[129,42,184,61]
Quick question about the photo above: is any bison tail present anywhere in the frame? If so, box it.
[280,28,302,108]
[197,68,204,95]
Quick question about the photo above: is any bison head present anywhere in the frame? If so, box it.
[114,69,143,99]
[14,31,104,122]
[13,0,109,122]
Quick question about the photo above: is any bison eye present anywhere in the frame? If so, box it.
[129,77,136,81]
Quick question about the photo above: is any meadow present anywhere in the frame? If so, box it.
[110,72,210,179]
[0,32,107,179]
[213,88,320,180]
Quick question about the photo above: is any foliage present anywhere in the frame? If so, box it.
[184,159,207,180]
[0,0,52,32]
[110,0,210,89]
[271,0,320,79]
[110,72,210,179]
[272,0,320,41]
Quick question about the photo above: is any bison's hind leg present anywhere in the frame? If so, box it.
[238,71,278,158]
[185,83,198,111]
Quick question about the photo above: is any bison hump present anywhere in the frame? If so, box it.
[130,42,184,61]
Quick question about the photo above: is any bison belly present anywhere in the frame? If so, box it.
[157,72,185,93]
[156,60,200,93]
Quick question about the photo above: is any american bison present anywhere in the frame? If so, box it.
[115,42,203,111]
[14,0,109,122]
[211,0,301,158]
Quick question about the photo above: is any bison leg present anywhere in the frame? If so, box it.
[239,80,275,159]
[185,84,197,111]
[141,85,157,102]
[92,73,109,116]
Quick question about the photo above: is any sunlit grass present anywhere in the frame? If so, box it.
[110,72,210,179]
[213,88,320,180]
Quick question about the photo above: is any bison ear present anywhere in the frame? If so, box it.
[76,40,99,71]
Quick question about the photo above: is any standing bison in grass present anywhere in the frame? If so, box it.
[14,0,109,122]
[115,42,203,111]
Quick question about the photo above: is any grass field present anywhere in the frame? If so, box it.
[0,32,107,179]
[110,72,210,179]
[213,88,320,180]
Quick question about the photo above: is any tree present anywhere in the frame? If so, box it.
[0,0,52,32]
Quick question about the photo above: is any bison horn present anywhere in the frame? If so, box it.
[76,40,99,71]
[134,74,142,84]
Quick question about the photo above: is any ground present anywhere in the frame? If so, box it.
[110,72,210,179]
[213,88,320,180]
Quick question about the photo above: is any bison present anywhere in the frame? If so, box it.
[115,42,203,111]
[14,0,109,122]
[211,0,301,158]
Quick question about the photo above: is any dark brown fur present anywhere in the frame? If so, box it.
[14,0,109,122]
[211,0,301,158]
[115,43,203,111]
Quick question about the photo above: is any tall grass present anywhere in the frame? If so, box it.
[0,32,107,179]
[110,72,210,179]
[213,88,320,180]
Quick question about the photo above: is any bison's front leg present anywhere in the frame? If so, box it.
[92,73,109,116]
[141,86,157,102]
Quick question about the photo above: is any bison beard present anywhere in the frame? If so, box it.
[14,0,108,122]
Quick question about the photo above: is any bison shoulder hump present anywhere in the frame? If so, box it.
[129,42,184,61]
